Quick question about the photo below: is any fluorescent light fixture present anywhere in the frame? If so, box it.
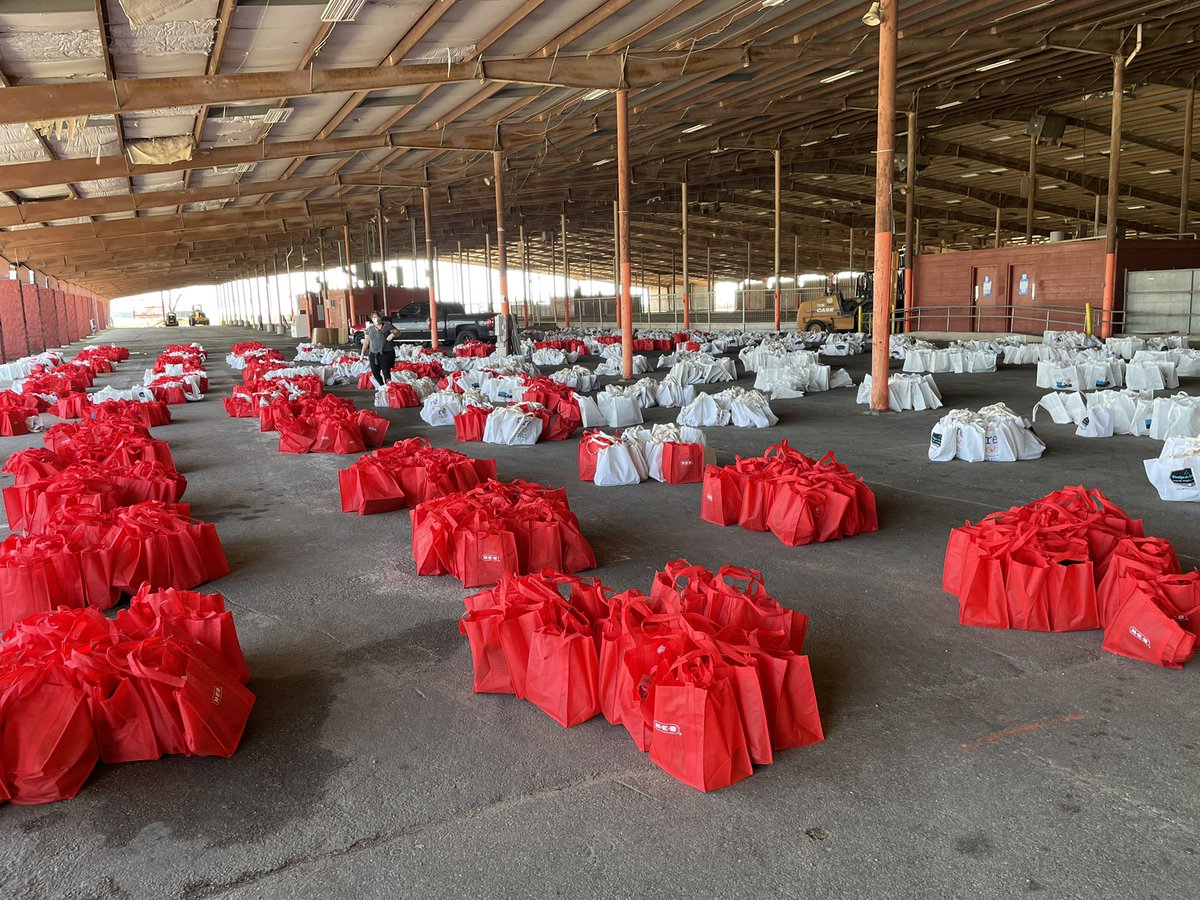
[960,172,981,178]
[819,69,862,84]
[682,123,712,134]
[945,199,961,204]
[261,107,293,125]
[1041,183,1059,189]
[1036,215,1051,220]
[1063,153,1085,160]
[989,134,1012,141]
[811,175,828,180]
[1150,168,1173,174]
[988,168,1006,173]
[800,140,820,147]
[935,99,964,110]
[320,0,366,22]
[762,0,788,6]
[1127,204,1146,209]
[976,58,1017,72]
[592,158,612,167]
[583,89,610,101]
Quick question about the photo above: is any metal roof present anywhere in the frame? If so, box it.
[0,0,1198,296]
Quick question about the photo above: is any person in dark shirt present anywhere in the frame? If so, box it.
[360,311,398,385]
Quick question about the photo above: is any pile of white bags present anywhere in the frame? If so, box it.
[531,348,580,366]
[1144,437,1200,502]
[1035,355,1125,391]
[574,392,605,428]
[1105,336,1146,360]
[1032,390,1089,426]
[1147,393,1200,440]
[419,389,490,426]
[655,375,696,408]
[856,374,943,411]
[1043,330,1101,351]
[928,404,1045,462]
[889,335,927,359]
[902,346,997,374]
[1133,348,1200,378]
[390,371,438,398]
[624,424,711,482]
[596,355,651,376]
[737,344,820,374]
[821,333,866,356]
[1126,358,1180,391]
[549,366,597,392]
[668,354,737,385]
[0,351,65,382]
[584,424,711,486]
[753,362,853,399]
[91,385,156,404]
[676,388,778,428]
[1002,344,1041,365]
[596,391,644,427]
[482,403,544,445]
[600,380,658,410]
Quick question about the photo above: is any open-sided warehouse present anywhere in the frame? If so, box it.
[1,0,1199,897]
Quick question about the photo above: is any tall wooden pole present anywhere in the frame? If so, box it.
[422,186,440,350]
[904,106,917,333]
[681,179,690,331]
[1180,83,1195,236]
[1101,54,1124,339]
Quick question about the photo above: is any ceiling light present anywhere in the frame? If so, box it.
[989,134,1012,142]
[582,89,610,101]
[1036,215,1052,220]
[1063,153,1085,160]
[960,172,981,178]
[812,175,828,180]
[1149,168,1173,174]
[1127,204,1146,209]
[800,140,820,147]
[682,123,712,134]
[976,58,1017,72]
[945,199,961,204]
[862,2,882,26]
[592,158,612,167]
[988,168,1006,173]
[820,69,862,84]
[935,100,964,110]
[1041,183,1059,189]
[261,107,293,125]
[762,0,789,6]
[320,0,366,23]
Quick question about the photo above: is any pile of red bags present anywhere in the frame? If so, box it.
[944,487,1199,667]
[519,377,582,441]
[411,480,595,587]
[0,587,253,805]
[90,398,172,428]
[339,438,497,515]
[454,405,493,441]
[454,340,493,358]
[0,393,42,436]
[227,341,282,370]
[72,345,130,374]
[701,442,878,546]
[534,339,588,357]
[273,395,387,454]
[459,561,823,791]
[1,405,229,632]
[377,382,421,408]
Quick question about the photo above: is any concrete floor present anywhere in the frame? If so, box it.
[1,325,1197,900]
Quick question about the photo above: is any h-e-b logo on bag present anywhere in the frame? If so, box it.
[653,721,681,736]
[1129,626,1151,648]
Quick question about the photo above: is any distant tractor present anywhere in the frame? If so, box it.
[164,312,179,327]
[188,306,210,326]
[796,275,872,333]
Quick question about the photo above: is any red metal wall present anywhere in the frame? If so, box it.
[0,281,29,361]
[54,290,68,344]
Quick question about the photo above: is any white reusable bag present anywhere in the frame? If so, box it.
[727,390,778,428]
[573,392,606,427]
[1144,437,1200,502]
[483,406,543,445]
[594,441,648,486]
[928,415,962,461]
[597,392,644,428]
[1033,391,1087,425]
[655,376,696,408]
[677,393,729,427]
[419,391,464,426]
[1075,408,1115,438]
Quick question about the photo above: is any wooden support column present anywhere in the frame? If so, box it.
[870,0,898,412]
[773,148,782,332]
[493,151,511,352]
[681,178,690,331]
[1026,134,1038,244]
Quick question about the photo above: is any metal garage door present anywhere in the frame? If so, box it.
[1124,269,1200,334]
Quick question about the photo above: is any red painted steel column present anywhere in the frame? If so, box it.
[423,186,440,350]
[617,88,633,381]
[870,0,898,411]
[1101,53,1123,339]
[493,152,510,318]
[904,107,916,333]
[681,179,691,331]
[773,149,782,332]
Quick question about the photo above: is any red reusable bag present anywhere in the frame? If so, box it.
[120,586,250,685]
[1096,537,1181,626]
[454,406,491,442]
[451,528,519,588]
[338,459,406,515]
[355,411,389,448]
[523,609,602,727]
[578,430,614,482]
[386,383,420,409]
[458,608,515,694]
[736,476,773,532]
[278,418,318,454]
[648,654,753,792]
[661,442,705,484]
[1102,583,1196,668]
[0,663,100,804]
[700,466,743,526]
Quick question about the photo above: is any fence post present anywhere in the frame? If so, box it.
[1084,302,1094,336]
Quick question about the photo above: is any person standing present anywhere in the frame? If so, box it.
[360,311,398,385]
